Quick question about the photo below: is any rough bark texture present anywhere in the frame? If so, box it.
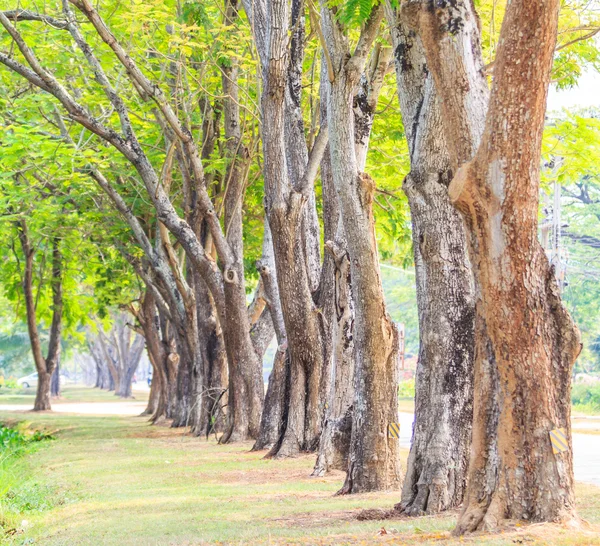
[409,0,582,531]
[219,1,264,442]
[249,0,327,457]
[313,238,354,476]
[320,5,401,493]
[386,6,476,514]
[252,222,290,451]
[138,290,171,421]
[314,47,389,477]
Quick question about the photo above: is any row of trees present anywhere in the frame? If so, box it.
[0,0,598,534]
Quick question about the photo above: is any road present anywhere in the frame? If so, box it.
[398,412,600,487]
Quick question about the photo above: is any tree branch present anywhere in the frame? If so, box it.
[2,9,69,29]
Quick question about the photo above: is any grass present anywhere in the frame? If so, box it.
[0,398,597,544]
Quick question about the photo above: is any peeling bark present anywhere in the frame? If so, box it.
[405,0,581,531]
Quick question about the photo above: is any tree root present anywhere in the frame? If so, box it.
[398,470,455,516]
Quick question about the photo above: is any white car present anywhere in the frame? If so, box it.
[17,373,38,389]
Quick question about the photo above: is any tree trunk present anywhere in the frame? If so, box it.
[254,0,326,457]
[252,222,290,451]
[314,44,391,478]
[386,8,476,514]
[193,269,228,436]
[18,224,63,412]
[144,370,161,417]
[139,290,170,420]
[170,326,193,426]
[320,4,401,493]
[34,371,52,411]
[312,239,354,476]
[51,362,61,398]
[218,0,264,442]
[115,366,136,398]
[94,363,102,388]
[406,0,582,531]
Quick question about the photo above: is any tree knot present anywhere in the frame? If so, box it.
[224,268,238,285]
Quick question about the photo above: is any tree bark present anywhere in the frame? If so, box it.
[386,7,476,514]
[314,47,390,477]
[406,0,582,531]
[249,0,327,457]
[252,222,290,451]
[138,290,170,420]
[50,362,60,398]
[320,5,401,493]
[218,0,264,442]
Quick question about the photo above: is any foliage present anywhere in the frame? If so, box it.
[0,0,598,379]
[0,423,53,453]
[541,110,600,374]
[398,378,415,399]
[571,382,600,413]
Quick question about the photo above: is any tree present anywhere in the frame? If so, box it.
[0,1,264,441]
[246,0,329,457]
[93,313,145,399]
[385,5,476,513]
[319,4,401,493]
[405,0,581,531]
[17,223,63,410]
[314,43,393,478]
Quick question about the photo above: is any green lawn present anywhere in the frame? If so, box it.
[0,389,599,545]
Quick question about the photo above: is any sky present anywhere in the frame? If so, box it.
[548,68,600,112]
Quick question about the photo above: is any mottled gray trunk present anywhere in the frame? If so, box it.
[250,0,326,457]
[386,8,476,514]
[315,45,390,476]
[218,0,264,442]
[321,5,401,493]
[313,60,351,476]
[253,222,290,451]
[50,362,60,398]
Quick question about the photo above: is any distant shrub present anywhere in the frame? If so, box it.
[4,378,19,389]
[571,383,600,413]
[398,379,415,399]
[0,377,19,389]
[0,424,53,454]
[0,426,27,451]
